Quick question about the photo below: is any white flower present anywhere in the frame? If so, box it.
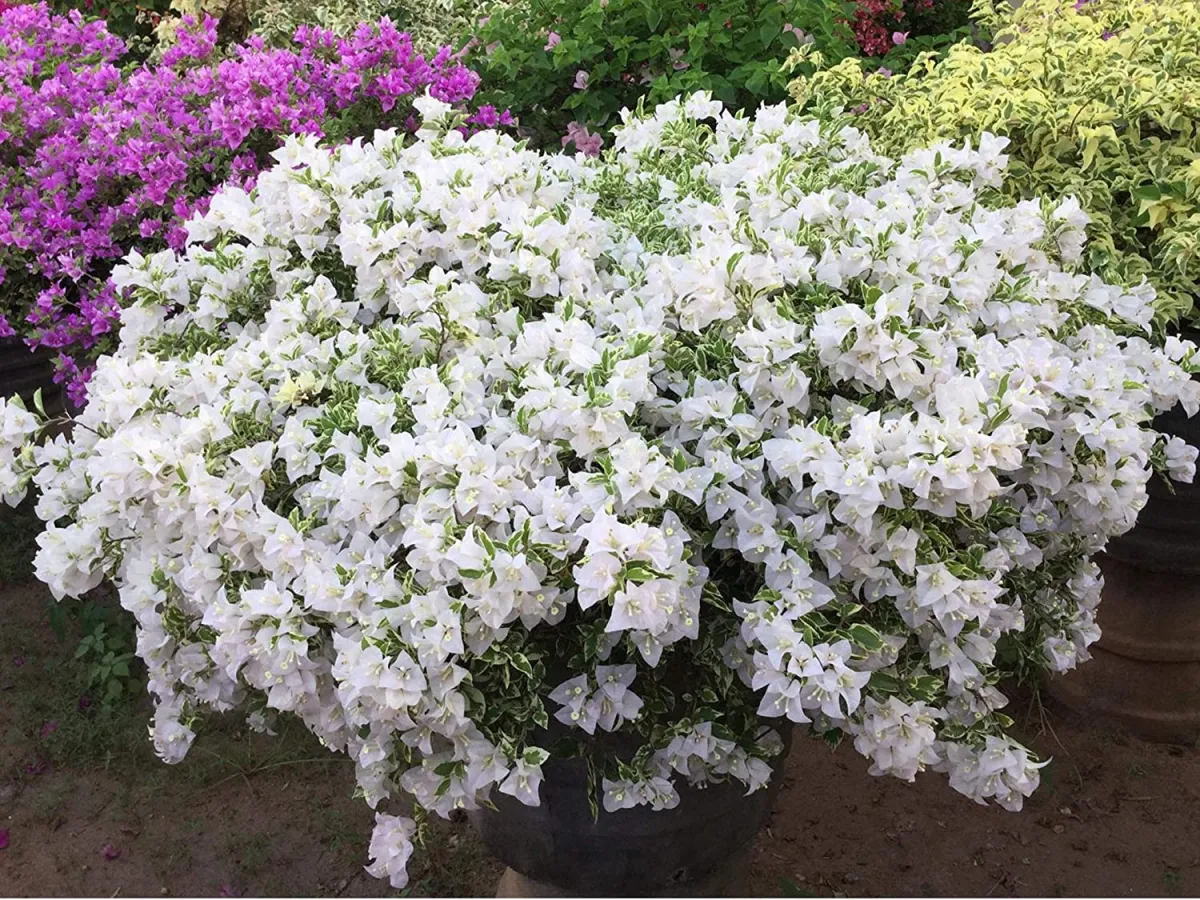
[1,91,1193,887]
[365,813,417,889]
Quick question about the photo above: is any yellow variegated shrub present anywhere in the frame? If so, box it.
[790,0,1200,323]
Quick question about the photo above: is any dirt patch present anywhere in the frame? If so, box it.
[2,574,1197,897]
[749,711,1200,897]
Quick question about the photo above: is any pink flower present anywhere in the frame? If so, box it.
[0,829,9,850]
[544,31,561,51]
[573,69,589,89]
[562,122,603,158]
[892,31,908,45]
[101,844,121,861]
[40,721,57,738]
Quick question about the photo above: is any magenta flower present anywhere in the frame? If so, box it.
[892,31,908,45]
[39,721,57,738]
[101,844,121,861]
[0,829,9,850]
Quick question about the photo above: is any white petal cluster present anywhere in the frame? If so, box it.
[0,396,38,506]
[2,92,1198,886]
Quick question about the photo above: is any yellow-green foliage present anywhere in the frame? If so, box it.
[790,0,1200,323]
[250,0,483,53]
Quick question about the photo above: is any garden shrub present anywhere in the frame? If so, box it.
[146,0,482,57]
[464,0,862,148]
[0,3,493,403]
[851,0,974,58]
[464,0,976,150]
[3,93,1198,886]
[253,0,483,54]
[789,0,1200,324]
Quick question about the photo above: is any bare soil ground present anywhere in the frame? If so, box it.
[2,571,1198,898]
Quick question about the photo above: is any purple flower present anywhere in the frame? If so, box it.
[892,31,908,45]
[877,67,893,78]
[573,69,589,89]
[0,4,499,404]
[544,31,561,51]
[101,843,120,861]
[0,829,9,850]
[40,721,57,738]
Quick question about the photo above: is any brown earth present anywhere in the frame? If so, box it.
[1,576,1197,898]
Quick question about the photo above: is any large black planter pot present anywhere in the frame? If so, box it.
[468,731,791,897]
[0,336,62,410]
[1047,354,1200,742]
[1103,398,1200,575]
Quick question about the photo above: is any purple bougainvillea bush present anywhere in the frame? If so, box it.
[0,3,502,403]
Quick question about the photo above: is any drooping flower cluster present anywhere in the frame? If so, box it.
[3,93,1197,887]
[0,3,496,403]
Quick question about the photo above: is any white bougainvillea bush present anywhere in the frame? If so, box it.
[2,93,1198,887]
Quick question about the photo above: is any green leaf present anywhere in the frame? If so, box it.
[511,653,535,679]
[869,672,901,694]
[522,746,550,767]
[847,623,886,652]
